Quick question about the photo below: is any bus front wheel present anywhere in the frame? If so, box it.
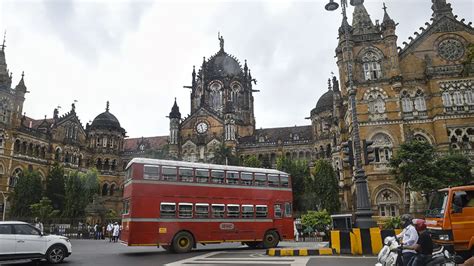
[262,231,279,248]
[172,231,194,253]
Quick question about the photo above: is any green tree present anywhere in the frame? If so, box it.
[44,164,65,211]
[277,156,309,213]
[390,140,473,194]
[30,197,60,223]
[306,159,340,213]
[211,143,239,165]
[389,140,439,194]
[434,152,472,187]
[301,210,331,233]
[242,155,262,168]
[10,171,43,218]
[62,170,98,220]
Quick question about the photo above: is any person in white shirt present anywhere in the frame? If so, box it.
[396,214,418,266]
[106,222,113,242]
[34,217,43,233]
[112,222,120,243]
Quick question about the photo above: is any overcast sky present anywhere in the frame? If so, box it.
[1,0,472,138]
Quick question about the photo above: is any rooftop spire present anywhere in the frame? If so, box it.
[351,0,378,36]
[1,30,5,51]
[169,97,181,119]
[431,0,453,20]
[106,101,110,112]
[381,2,396,30]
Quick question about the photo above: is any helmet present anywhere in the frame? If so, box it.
[400,214,413,228]
[414,219,427,232]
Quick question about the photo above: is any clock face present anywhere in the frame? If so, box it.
[196,122,208,134]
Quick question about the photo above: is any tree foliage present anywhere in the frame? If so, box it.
[62,170,99,219]
[390,140,473,194]
[30,197,60,222]
[306,159,340,213]
[277,156,309,214]
[242,155,262,168]
[44,164,65,211]
[10,171,43,218]
[211,143,239,165]
[301,210,331,233]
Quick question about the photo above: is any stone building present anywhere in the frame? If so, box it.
[0,0,472,219]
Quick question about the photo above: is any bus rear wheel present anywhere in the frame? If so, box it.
[172,231,194,253]
[262,231,279,248]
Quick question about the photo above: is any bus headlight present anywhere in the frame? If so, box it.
[439,234,450,241]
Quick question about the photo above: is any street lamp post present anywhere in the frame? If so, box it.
[325,0,375,228]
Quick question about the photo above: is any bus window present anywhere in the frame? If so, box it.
[280,175,289,187]
[211,170,224,184]
[255,173,267,186]
[274,204,282,218]
[195,203,209,218]
[196,169,209,183]
[268,174,279,187]
[179,168,194,182]
[241,172,253,186]
[162,166,177,181]
[125,167,133,181]
[256,205,268,218]
[178,203,193,218]
[211,204,225,218]
[123,199,130,215]
[226,171,239,184]
[227,204,240,218]
[144,165,160,180]
[284,202,292,217]
[242,205,254,218]
[160,202,176,218]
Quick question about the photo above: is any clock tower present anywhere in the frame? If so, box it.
[169,34,257,162]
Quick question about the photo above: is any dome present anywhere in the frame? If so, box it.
[312,90,334,115]
[206,51,243,77]
[90,101,123,131]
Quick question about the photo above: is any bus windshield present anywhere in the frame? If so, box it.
[426,191,448,218]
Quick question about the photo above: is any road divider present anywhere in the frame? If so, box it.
[330,228,402,255]
[266,247,336,256]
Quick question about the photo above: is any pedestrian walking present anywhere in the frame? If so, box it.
[106,222,113,242]
[112,222,120,243]
[94,223,99,240]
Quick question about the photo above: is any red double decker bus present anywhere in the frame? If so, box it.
[120,158,294,253]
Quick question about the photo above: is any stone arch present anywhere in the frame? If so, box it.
[373,184,402,217]
[109,183,116,196]
[9,167,23,187]
[363,87,388,101]
[101,183,109,196]
[411,129,435,144]
[55,147,62,161]
[357,46,384,60]
[368,131,395,163]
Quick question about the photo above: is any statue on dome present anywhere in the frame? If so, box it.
[218,32,224,51]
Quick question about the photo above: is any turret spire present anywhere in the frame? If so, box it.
[351,0,379,36]
[431,0,453,20]
[169,98,181,119]
[381,2,396,30]
[106,101,110,112]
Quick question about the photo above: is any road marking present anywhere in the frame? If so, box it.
[165,251,310,265]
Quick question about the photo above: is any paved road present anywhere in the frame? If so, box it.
[0,240,377,266]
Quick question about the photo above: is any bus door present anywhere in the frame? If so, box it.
[273,203,284,235]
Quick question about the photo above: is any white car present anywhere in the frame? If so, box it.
[0,221,72,264]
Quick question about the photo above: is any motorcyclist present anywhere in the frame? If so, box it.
[396,214,418,266]
[404,219,433,266]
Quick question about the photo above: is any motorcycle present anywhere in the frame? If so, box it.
[376,236,463,266]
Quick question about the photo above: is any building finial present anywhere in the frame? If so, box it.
[382,2,387,13]
[106,101,110,112]
[1,30,5,51]
[328,78,332,90]
[21,71,24,79]
[218,31,224,51]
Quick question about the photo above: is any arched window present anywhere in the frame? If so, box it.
[414,90,426,111]
[109,184,116,196]
[442,92,452,107]
[0,164,4,175]
[371,133,393,163]
[465,90,474,105]
[413,134,429,143]
[376,189,399,217]
[55,148,61,161]
[104,159,110,171]
[362,50,382,81]
[41,147,46,159]
[0,99,11,124]
[64,152,70,163]
[210,83,222,111]
[453,91,464,106]
[111,160,116,171]
[9,168,23,187]
[230,84,240,104]
[368,94,385,114]
[96,158,102,170]
[101,183,109,196]
[14,140,21,153]
[401,91,413,113]
[21,142,27,154]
